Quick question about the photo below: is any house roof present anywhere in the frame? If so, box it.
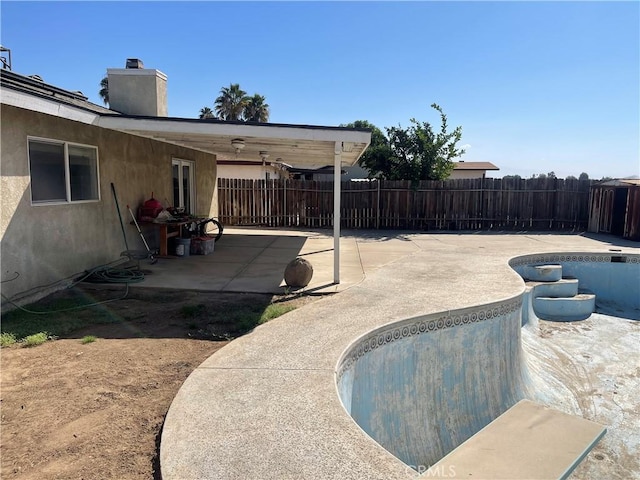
[0,68,371,169]
[287,165,346,176]
[453,161,499,171]
[594,178,640,187]
[0,69,115,115]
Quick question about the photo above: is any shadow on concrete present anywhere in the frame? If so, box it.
[581,231,640,248]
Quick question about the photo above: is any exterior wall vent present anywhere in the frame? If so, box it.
[126,58,144,69]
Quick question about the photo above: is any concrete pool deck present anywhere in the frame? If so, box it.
[159,231,640,480]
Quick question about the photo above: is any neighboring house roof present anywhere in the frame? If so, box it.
[594,179,640,187]
[288,165,346,176]
[1,68,371,169]
[453,162,499,171]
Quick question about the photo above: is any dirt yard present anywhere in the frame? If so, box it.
[0,286,318,479]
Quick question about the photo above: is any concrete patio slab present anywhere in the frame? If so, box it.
[136,227,368,294]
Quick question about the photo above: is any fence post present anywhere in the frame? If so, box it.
[480,178,485,229]
[551,177,558,229]
[283,179,287,227]
[376,180,381,229]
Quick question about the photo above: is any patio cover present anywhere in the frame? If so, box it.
[95,115,372,285]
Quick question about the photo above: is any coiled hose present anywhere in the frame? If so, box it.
[83,265,145,283]
[1,261,145,315]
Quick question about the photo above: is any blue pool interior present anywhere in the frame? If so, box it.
[336,252,639,471]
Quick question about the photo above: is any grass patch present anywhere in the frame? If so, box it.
[1,294,119,342]
[234,303,297,332]
[1,332,17,347]
[180,304,207,318]
[22,332,49,347]
[81,335,97,344]
[260,304,296,323]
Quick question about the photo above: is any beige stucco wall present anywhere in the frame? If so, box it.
[217,164,285,180]
[0,104,216,307]
[448,170,488,180]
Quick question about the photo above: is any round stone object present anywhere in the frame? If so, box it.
[284,257,313,288]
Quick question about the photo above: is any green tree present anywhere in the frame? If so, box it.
[340,120,392,178]
[199,107,215,119]
[243,94,270,122]
[214,83,249,121]
[578,172,590,181]
[99,75,109,106]
[381,104,465,181]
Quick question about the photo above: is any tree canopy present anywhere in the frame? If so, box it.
[344,104,465,182]
[243,94,270,122]
[199,107,215,119]
[99,75,109,106]
[201,84,270,122]
[340,120,392,176]
[214,83,248,121]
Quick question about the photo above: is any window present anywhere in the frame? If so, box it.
[172,159,195,214]
[28,138,99,204]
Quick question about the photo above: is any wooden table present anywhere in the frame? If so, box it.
[145,219,202,257]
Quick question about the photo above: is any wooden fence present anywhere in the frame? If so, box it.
[217,177,592,231]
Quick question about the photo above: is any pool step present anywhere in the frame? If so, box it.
[521,265,596,322]
[533,293,596,322]
[522,264,563,282]
[527,278,580,299]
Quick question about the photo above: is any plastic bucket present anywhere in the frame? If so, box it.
[175,237,191,257]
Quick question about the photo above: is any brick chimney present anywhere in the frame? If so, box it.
[107,58,167,116]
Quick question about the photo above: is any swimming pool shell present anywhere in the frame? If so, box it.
[335,252,639,470]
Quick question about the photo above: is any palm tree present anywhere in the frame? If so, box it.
[243,94,270,122]
[214,83,248,121]
[99,75,109,106]
[199,107,215,119]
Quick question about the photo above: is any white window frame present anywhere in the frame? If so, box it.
[172,158,196,213]
[27,136,100,205]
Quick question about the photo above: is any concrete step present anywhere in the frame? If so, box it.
[533,293,596,322]
[527,277,580,299]
[522,264,563,282]
[429,399,606,480]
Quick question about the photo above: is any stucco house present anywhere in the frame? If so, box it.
[0,60,370,308]
[448,161,499,179]
[217,159,289,180]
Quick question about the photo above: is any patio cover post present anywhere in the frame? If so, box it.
[334,141,342,284]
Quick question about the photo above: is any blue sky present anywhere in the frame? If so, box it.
[2,1,638,179]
